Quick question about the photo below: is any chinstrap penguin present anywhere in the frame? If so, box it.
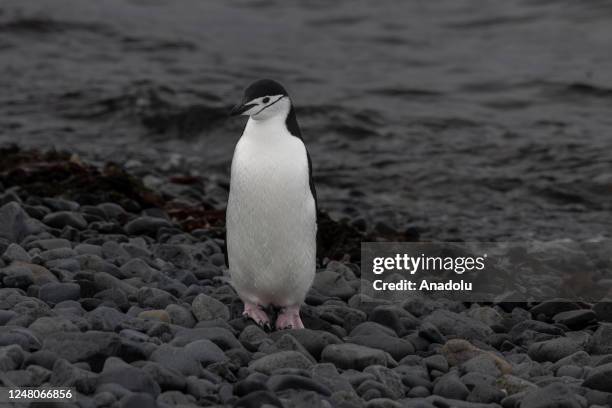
[227,79,317,330]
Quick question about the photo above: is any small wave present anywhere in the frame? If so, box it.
[0,17,113,35]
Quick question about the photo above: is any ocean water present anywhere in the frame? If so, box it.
[1,0,611,241]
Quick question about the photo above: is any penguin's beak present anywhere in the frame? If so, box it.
[230,102,257,116]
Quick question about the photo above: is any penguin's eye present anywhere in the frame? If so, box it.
[262,97,270,104]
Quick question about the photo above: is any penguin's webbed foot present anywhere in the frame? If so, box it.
[276,305,304,330]
[243,302,271,330]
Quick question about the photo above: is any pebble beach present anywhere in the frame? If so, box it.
[1,147,612,408]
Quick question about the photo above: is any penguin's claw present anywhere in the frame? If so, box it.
[276,305,304,330]
[243,302,270,329]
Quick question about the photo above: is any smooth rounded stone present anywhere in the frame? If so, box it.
[43,211,88,230]
[0,344,25,371]
[418,322,446,344]
[552,309,596,328]
[239,324,269,351]
[460,354,502,377]
[441,339,512,375]
[406,385,430,398]
[77,254,122,277]
[433,373,469,400]
[88,306,131,331]
[8,262,58,286]
[101,241,131,264]
[185,375,217,398]
[2,267,33,288]
[98,358,160,397]
[137,287,177,309]
[582,362,612,392]
[0,326,42,350]
[119,392,158,408]
[2,243,31,263]
[531,300,580,318]
[497,374,537,395]
[466,306,503,327]
[171,327,242,350]
[125,217,172,237]
[312,269,356,300]
[521,383,582,408]
[74,243,103,256]
[235,373,269,396]
[150,340,227,376]
[50,359,98,394]
[141,362,186,391]
[527,337,582,363]
[266,374,332,396]
[43,331,120,364]
[25,350,58,370]
[121,258,158,280]
[157,390,196,406]
[0,202,45,243]
[94,288,129,310]
[38,247,77,262]
[97,203,127,220]
[42,198,79,212]
[350,322,398,338]
[29,316,78,336]
[357,379,393,400]
[321,344,394,371]
[138,310,170,323]
[311,363,355,394]
[317,303,367,332]
[0,310,18,325]
[164,304,196,328]
[249,351,314,375]
[269,329,342,360]
[28,238,72,251]
[423,355,449,374]
[266,333,316,363]
[234,390,283,408]
[550,351,591,373]
[364,365,404,399]
[191,293,229,321]
[423,310,493,343]
[39,282,81,304]
[45,258,81,272]
[370,305,419,336]
[94,391,117,407]
[556,364,584,379]
[508,320,565,344]
[346,334,414,361]
[588,323,612,354]
[467,384,505,403]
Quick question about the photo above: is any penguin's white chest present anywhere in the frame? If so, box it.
[226,125,316,307]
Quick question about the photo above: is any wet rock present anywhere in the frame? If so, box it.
[0,344,25,371]
[312,269,356,299]
[0,326,42,350]
[150,340,226,376]
[118,392,158,408]
[137,287,176,309]
[98,357,160,397]
[423,310,493,342]
[29,316,79,336]
[588,323,612,354]
[267,374,332,396]
[2,243,31,263]
[583,362,612,392]
[249,351,314,375]
[0,202,44,243]
[433,373,469,400]
[521,383,582,408]
[125,216,172,236]
[43,211,88,230]
[43,331,120,365]
[269,329,342,360]
[39,282,81,304]
[552,309,596,328]
[528,337,582,362]
[346,334,414,361]
[192,293,230,321]
[321,344,393,370]
[164,304,196,327]
[234,390,283,408]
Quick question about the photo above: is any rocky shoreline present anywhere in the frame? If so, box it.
[1,146,612,408]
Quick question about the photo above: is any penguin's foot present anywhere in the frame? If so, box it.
[243,302,270,329]
[276,305,304,330]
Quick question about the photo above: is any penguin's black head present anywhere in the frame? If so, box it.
[230,79,291,120]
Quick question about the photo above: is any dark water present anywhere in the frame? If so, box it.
[1,0,612,241]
